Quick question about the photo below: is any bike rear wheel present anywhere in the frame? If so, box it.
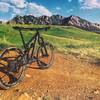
[37,43,54,69]
[0,48,24,89]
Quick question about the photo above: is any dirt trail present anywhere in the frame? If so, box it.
[0,53,100,100]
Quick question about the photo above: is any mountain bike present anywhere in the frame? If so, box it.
[0,26,54,89]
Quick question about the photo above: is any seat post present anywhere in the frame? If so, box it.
[36,30,40,37]
[19,30,26,49]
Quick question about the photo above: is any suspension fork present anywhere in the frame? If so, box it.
[30,38,37,59]
[37,33,48,56]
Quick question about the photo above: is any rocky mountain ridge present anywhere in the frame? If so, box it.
[8,15,100,33]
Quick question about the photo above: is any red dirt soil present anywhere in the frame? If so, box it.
[0,53,100,100]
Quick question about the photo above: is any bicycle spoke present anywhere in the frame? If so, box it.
[37,43,54,69]
[0,48,24,89]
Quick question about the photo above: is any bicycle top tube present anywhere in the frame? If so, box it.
[13,26,50,32]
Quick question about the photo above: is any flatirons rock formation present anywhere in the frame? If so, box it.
[8,15,64,25]
[62,15,100,33]
[8,15,100,33]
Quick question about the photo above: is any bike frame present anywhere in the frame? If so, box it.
[11,26,50,65]
[18,29,47,65]
[19,29,42,50]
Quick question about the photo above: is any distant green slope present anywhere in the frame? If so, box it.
[0,24,100,61]
[45,26,100,42]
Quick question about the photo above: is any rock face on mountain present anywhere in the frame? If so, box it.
[62,15,100,32]
[8,15,100,33]
[9,15,64,25]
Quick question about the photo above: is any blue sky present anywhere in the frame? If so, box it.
[0,0,100,23]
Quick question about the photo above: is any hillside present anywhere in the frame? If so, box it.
[7,15,100,33]
[0,24,100,62]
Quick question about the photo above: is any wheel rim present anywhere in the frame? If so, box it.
[38,44,53,67]
[0,49,23,86]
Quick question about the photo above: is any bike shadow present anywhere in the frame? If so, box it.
[28,62,40,70]
[28,65,40,70]
[90,59,100,66]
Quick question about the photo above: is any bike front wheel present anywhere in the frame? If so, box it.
[0,47,24,89]
[37,43,54,69]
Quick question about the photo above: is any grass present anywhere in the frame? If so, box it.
[0,24,100,62]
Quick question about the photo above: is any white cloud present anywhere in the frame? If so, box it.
[81,0,100,9]
[0,2,10,12]
[0,1,52,17]
[67,9,73,13]
[56,7,61,10]
[10,0,27,8]
[13,7,21,14]
[79,0,84,3]
[27,3,52,16]
[68,0,72,2]
[1,0,27,8]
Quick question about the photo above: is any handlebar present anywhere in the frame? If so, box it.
[13,26,50,32]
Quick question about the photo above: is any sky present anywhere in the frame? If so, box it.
[0,0,100,23]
